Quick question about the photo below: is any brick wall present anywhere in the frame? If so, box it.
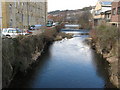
[111,1,120,22]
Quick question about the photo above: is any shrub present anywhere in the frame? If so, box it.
[90,24,118,54]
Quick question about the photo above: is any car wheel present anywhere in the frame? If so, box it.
[6,35,11,38]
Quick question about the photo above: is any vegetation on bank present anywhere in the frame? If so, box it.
[90,24,119,88]
[90,24,119,57]
[2,24,63,88]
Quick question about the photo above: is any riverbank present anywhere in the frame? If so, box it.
[89,24,119,88]
[54,32,73,41]
[2,25,64,88]
[8,30,112,88]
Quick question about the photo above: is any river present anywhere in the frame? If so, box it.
[9,29,114,88]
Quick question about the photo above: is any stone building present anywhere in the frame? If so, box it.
[1,0,47,29]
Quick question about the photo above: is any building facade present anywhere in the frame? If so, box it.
[1,0,47,29]
[0,2,2,30]
[93,0,113,26]
[111,0,120,27]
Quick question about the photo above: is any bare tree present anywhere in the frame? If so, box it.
[77,11,92,29]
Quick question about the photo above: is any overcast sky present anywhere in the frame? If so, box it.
[48,0,98,12]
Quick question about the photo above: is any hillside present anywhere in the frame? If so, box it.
[48,6,94,29]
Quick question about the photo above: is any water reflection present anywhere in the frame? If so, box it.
[91,50,115,88]
[9,45,52,88]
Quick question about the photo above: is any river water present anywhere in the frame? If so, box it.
[9,29,113,88]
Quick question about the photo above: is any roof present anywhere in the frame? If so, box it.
[101,1,112,5]
[99,0,113,5]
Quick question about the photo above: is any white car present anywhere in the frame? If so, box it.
[52,22,59,26]
[2,28,29,38]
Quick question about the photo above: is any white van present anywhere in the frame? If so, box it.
[2,28,29,38]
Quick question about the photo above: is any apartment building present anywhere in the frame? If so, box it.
[110,0,120,27]
[1,0,47,29]
[93,0,113,26]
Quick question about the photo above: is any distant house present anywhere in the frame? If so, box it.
[104,10,112,22]
[93,0,113,26]
[110,0,120,27]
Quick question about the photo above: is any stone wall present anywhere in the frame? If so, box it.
[1,1,47,29]
[91,40,119,88]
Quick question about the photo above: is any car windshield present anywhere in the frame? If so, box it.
[17,30,22,33]
[8,30,15,33]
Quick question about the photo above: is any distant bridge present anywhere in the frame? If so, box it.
[64,24,81,29]
[61,29,81,31]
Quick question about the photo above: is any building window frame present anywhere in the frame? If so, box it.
[112,8,116,15]
[118,7,120,15]
[9,4,12,7]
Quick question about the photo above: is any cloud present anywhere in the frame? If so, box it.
[48,0,98,12]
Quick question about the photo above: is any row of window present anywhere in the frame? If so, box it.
[9,5,43,15]
[112,7,120,15]
[9,3,43,9]
[95,9,101,15]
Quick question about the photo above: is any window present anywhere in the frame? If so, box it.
[112,8,116,15]
[22,14,23,22]
[10,19,12,27]
[15,3,16,7]
[12,30,17,33]
[95,9,101,15]
[22,3,24,6]
[9,4,12,7]
[118,7,120,15]
[8,30,13,33]
[18,2,20,6]
[108,14,110,19]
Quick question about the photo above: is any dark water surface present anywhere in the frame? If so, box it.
[9,30,111,88]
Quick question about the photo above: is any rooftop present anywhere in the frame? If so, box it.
[101,1,112,5]
[99,0,113,6]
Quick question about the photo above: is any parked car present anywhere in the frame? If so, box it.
[2,28,29,38]
[26,30,33,34]
[1,28,7,37]
[52,22,59,26]
[46,20,53,27]
[30,25,43,30]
